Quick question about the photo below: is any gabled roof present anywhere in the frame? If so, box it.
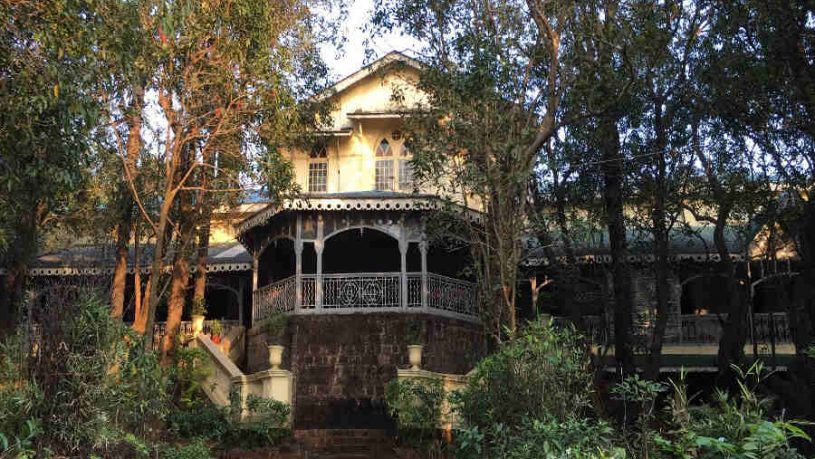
[313,51,423,101]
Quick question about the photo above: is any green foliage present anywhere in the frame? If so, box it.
[405,320,426,345]
[261,311,289,344]
[457,318,593,430]
[169,347,211,408]
[385,378,445,450]
[645,363,810,459]
[611,375,668,457]
[190,298,207,317]
[208,320,223,337]
[223,391,291,448]
[159,439,213,459]
[0,418,40,459]
[456,418,626,459]
[167,399,228,441]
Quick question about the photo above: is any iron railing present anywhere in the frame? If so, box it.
[552,313,792,348]
[151,320,240,349]
[252,272,479,324]
[252,276,296,320]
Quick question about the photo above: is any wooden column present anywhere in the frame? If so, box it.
[420,240,428,310]
[316,215,324,309]
[400,243,408,309]
[295,215,303,311]
[251,252,259,324]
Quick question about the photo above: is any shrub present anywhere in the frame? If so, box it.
[261,311,288,344]
[222,391,291,448]
[652,363,810,459]
[455,417,626,459]
[167,399,228,441]
[456,317,593,430]
[159,439,213,459]
[385,377,445,450]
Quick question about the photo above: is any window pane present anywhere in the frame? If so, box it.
[375,139,392,157]
[308,162,327,193]
[375,160,394,191]
[398,159,413,190]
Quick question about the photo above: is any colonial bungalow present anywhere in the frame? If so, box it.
[9,52,800,428]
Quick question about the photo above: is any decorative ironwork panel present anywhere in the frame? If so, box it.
[407,273,422,307]
[301,276,316,309]
[252,276,296,322]
[425,273,478,317]
[322,273,401,309]
[753,313,791,345]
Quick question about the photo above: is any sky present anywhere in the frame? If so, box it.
[319,0,420,80]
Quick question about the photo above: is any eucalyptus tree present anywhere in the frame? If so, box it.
[116,0,337,351]
[0,0,102,327]
[553,0,646,374]
[372,0,577,338]
[697,0,815,401]
[622,0,701,379]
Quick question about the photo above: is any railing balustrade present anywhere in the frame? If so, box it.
[552,313,792,348]
[252,276,296,320]
[152,320,240,350]
[252,272,479,324]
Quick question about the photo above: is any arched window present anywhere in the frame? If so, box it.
[375,139,394,190]
[398,140,414,191]
[308,142,328,193]
[375,139,393,157]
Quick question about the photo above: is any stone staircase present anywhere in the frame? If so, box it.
[295,429,397,459]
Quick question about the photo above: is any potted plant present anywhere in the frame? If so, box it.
[190,298,207,337]
[406,320,425,370]
[263,311,288,370]
[209,319,223,344]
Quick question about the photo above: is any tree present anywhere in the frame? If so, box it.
[0,0,101,327]
[115,0,335,350]
[372,0,574,338]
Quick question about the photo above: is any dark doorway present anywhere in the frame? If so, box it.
[323,228,400,273]
[258,238,295,286]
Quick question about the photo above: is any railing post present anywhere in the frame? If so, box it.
[420,241,428,311]
[295,215,303,312]
[316,243,324,309]
[251,255,259,325]
[399,239,408,309]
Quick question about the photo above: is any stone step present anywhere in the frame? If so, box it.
[294,429,396,459]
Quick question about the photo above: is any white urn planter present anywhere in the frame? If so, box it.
[191,315,205,337]
[407,344,424,370]
[268,344,285,370]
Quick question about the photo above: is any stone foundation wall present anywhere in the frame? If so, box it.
[246,313,484,429]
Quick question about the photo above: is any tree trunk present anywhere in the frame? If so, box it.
[192,218,211,305]
[110,215,130,318]
[110,106,143,318]
[599,115,635,376]
[161,251,190,360]
[645,105,671,380]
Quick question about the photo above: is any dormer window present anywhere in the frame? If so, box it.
[308,143,328,193]
[375,139,394,191]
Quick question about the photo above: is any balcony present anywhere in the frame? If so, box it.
[552,313,793,358]
[252,272,479,324]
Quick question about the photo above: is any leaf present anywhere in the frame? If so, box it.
[53,84,59,98]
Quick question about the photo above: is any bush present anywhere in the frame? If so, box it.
[159,439,213,459]
[456,417,626,459]
[385,377,445,450]
[167,399,228,441]
[222,391,291,448]
[456,317,593,430]
[651,363,811,459]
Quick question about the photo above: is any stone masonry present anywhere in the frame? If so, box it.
[247,313,483,429]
